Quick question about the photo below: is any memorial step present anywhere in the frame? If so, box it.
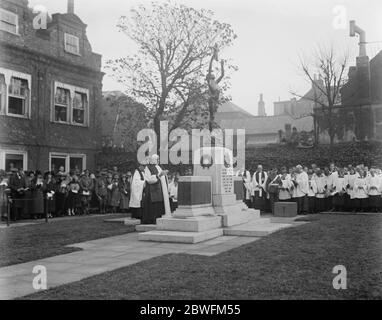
[138,228,224,244]
[219,209,260,227]
[223,218,291,237]
[156,215,222,232]
[135,224,156,232]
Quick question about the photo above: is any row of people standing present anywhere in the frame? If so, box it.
[1,161,179,223]
[237,163,382,215]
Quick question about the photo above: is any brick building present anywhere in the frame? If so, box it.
[0,0,103,173]
[215,100,313,147]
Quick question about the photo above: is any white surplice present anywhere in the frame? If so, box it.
[129,169,145,208]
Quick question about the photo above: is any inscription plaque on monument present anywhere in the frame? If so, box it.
[221,167,233,194]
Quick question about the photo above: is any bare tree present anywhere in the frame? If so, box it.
[106,1,237,147]
[292,45,349,147]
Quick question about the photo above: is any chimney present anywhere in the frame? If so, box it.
[67,0,74,14]
[350,20,366,57]
[350,21,370,103]
[258,94,266,117]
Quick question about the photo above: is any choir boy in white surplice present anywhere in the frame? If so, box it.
[314,169,327,213]
[345,168,358,211]
[367,169,381,212]
[332,170,347,211]
[252,165,268,211]
[142,154,171,224]
[278,167,293,201]
[291,165,309,215]
[237,168,252,208]
[307,170,317,213]
[354,170,369,212]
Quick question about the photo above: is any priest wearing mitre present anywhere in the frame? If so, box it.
[142,154,171,224]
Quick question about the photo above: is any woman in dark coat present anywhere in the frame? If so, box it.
[95,172,108,214]
[55,173,69,216]
[31,173,45,219]
[24,171,34,219]
[67,175,81,215]
[105,173,113,213]
[79,169,94,215]
[0,171,10,221]
[109,174,121,213]
[119,173,131,213]
[44,171,56,218]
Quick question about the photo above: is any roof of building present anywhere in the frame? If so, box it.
[218,114,313,135]
[217,101,254,117]
[102,91,126,99]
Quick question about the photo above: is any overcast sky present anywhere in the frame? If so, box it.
[29,0,382,116]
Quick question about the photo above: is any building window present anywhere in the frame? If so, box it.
[49,153,86,173]
[375,107,382,124]
[0,8,19,35]
[53,82,89,126]
[0,68,31,118]
[0,150,27,172]
[8,77,29,116]
[72,92,87,125]
[64,33,80,55]
[0,74,5,112]
[54,87,70,122]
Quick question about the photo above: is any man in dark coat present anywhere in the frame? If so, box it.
[9,168,26,221]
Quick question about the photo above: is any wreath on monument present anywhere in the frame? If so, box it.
[200,154,213,169]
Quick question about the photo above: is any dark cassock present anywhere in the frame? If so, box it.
[9,170,26,220]
[119,175,131,211]
[31,176,45,218]
[142,156,171,225]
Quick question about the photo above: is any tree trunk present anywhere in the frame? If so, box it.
[208,98,215,132]
[328,107,334,149]
[154,115,161,151]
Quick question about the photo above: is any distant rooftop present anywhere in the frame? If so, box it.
[217,101,255,117]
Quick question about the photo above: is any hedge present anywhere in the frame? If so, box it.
[96,141,382,174]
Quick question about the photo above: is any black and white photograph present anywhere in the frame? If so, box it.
[0,0,381,305]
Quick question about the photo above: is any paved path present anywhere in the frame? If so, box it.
[0,232,259,300]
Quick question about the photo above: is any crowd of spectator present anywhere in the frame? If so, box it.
[0,165,179,222]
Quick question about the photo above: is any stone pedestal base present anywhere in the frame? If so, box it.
[138,215,223,243]
[138,228,223,244]
[223,216,291,237]
[157,215,222,232]
[213,194,260,227]
[173,205,215,218]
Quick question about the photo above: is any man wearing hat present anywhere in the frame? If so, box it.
[79,169,94,215]
[95,170,108,214]
[9,168,27,221]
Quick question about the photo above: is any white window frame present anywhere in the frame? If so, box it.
[64,33,80,56]
[0,149,28,171]
[0,67,31,118]
[52,81,89,127]
[49,152,86,172]
[72,91,88,125]
[0,8,19,35]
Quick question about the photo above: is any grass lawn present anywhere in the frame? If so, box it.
[23,214,382,300]
[0,214,135,267]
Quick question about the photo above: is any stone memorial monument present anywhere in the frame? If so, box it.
[138,147,259,243]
